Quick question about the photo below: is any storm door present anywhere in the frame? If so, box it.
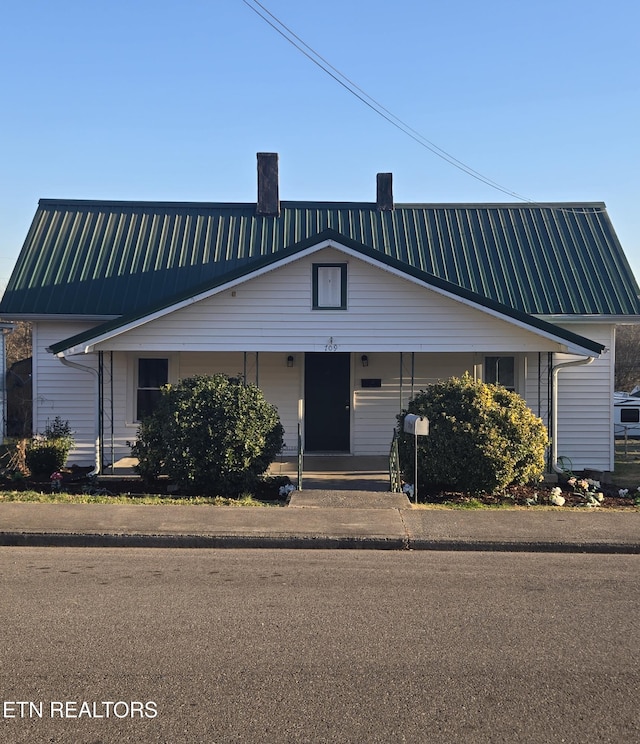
[304,353,351,452]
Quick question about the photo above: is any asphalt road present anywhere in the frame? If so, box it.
[1,548,639,743]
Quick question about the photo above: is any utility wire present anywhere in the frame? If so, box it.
[242,0,605,214]
[243,0,525,199]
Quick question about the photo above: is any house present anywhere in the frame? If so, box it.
[1,153,640,476]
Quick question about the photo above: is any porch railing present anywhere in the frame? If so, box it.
[388,430,403,493]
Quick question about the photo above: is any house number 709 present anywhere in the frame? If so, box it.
[325,343,338,351]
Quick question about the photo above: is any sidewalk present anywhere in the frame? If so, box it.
[1,490,639,553]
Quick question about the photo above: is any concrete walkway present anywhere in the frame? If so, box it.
[0,489,639,553]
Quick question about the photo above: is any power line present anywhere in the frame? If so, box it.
[242,0,605,215]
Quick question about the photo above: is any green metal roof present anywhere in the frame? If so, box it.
[2,198,640,318]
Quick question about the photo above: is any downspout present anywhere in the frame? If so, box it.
[56,355,101,475]
[550,355,595,474]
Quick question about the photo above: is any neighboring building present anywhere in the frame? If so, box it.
[0,322,14,441]
[1,153,639,474]
[5,356,32,437]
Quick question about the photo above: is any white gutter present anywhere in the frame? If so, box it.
[56,356,101,475]
[551,355,595,474]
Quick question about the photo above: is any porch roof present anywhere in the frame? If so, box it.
[2,199,640,319]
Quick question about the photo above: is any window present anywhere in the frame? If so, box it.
[136,358,168,420]
[313,264,347,309]
[620,408,640,423]
[484,356,515,391]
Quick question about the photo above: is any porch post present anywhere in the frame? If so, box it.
[411,352,415,400]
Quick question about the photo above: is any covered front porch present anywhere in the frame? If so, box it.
[107,454,393,492]
[92,349,552,464]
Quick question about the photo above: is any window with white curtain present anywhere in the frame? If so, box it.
[312,264,347,309]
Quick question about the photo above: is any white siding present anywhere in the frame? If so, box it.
[94,248,568,354]
[34,322,99,465]
[553,325,615,472]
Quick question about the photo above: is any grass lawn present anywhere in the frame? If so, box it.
[0,491,277,506]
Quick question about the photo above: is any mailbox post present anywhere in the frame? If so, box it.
[403,414,429,503]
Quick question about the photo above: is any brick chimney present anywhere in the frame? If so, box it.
[256,152,280,216]
[376,172,393,211]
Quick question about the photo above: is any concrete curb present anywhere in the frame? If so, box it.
[0,532,408,550]
[406,539,640,554]
[1,531,638,553]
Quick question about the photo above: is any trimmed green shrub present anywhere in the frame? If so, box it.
[131,374,284,496]
[397,373,548,496]
[25,417,75,477]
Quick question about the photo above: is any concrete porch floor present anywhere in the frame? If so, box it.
[106,455,392,492]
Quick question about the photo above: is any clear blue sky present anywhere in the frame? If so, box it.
[1,0,639,291]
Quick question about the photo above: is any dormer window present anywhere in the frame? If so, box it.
[313,264,347,310]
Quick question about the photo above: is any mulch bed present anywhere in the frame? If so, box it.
[0,472,289,502]
[423,483,637,509]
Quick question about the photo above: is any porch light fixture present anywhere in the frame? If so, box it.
[287,355,294,368]
[361,355,369,367]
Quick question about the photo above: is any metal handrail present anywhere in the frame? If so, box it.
[297,423,303,491]
[388,431,402,493]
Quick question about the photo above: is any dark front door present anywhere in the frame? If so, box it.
[304,353,351,452]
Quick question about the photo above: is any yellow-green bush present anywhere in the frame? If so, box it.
[397,373,548,496]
